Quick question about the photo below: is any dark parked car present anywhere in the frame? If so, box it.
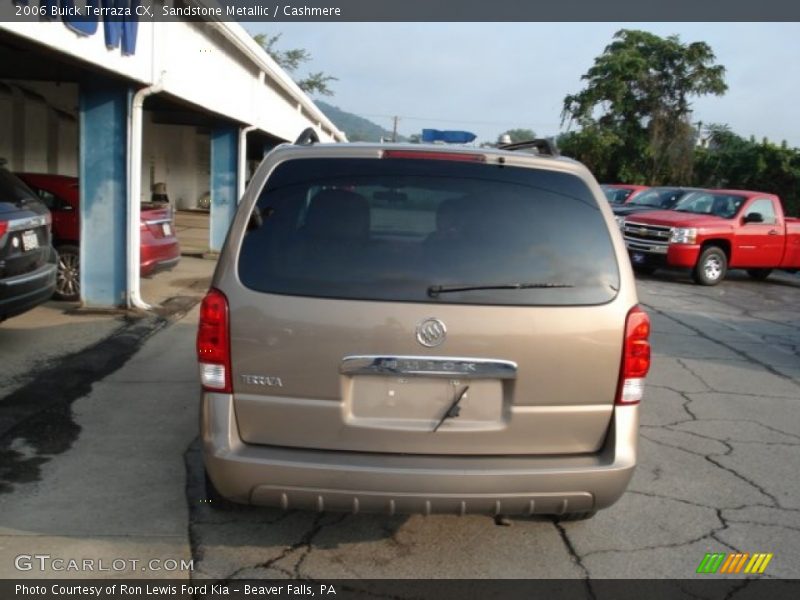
[16,174,181,300]
[600,184,649,205]
[612,187,704,225]
[0,167,57,321]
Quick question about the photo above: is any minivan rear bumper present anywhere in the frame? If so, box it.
[202,393,638,516]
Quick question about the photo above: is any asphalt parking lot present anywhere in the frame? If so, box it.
[0,263,798,582]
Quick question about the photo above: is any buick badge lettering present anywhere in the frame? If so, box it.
[240,374,283,387]
[416,318,447,348]
[379,358,477,375]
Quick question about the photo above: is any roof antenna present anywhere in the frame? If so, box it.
[294,127,320,145]
[498,138,560,157]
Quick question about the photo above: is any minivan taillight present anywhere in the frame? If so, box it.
[197,288,232,393]
[616,306,651,405]
[382,150,486,163]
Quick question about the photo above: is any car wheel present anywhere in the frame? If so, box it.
[633,265,656,276]
[554,511,597,522]
[692,246,727,286]
[55,244,80,301]
[746,268,772,281]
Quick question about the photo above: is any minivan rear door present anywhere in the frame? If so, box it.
[226,153,624,456]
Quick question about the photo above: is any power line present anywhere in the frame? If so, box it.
[359,113,561,130]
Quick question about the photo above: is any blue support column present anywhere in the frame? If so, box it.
[79,83,130,308]
[210,126,239,252]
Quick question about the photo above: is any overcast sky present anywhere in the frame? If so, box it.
[246,22,800,146]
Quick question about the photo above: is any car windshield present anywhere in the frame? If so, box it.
[628,188,683,208]
[238,157,620,306]
[672,192,746,218]
[602,186,633,204]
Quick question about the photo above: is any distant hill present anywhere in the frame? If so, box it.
[316,101,406,142]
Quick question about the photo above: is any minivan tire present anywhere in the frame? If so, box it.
[204,470,236,511]
[693,246,727,286]
[554,511,597,522]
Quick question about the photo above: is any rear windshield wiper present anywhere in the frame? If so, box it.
[428,282,574,297]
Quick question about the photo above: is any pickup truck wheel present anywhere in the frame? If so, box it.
[693,246,727,286]
[746,268,772,281]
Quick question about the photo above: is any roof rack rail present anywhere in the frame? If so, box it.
[498,138,559,157]
[294,127,320,146]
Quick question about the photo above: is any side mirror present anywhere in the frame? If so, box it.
[743,212,764,224]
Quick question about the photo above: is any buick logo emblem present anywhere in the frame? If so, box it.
[416,318,447,348]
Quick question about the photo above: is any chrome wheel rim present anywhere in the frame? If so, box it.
[57,251,80,298]
[704,256,722,281]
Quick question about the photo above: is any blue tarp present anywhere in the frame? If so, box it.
[421,129,477,144]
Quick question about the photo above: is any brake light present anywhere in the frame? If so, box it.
[382,150,486,163]
[197,288,232,393]
[616,306,651,405]
[0,221,7,237]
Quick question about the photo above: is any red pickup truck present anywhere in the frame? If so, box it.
[622,189,800,285]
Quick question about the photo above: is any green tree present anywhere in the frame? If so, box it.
[558,125,626,183]
[562,29,727,184]
[253,33,337,96]
[693,125,800,216]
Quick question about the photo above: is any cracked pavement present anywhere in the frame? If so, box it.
[186,270,800,580]
[1,263,796,581]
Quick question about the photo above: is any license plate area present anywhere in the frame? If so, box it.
[346,375,504,431]
[631,251,646,264]
[162,222,172,236]
[22,229,39,252]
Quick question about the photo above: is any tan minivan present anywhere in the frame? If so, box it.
[197,138,651,519]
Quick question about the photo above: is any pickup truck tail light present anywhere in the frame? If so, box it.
[197,288,232,393]
[616,306,651,405]
[0,221,7,237]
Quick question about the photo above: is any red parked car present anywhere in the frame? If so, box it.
[16,174,180,300]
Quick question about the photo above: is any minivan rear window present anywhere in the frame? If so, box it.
[237,158,619,306]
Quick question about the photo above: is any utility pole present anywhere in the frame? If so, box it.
[392,116,398,143]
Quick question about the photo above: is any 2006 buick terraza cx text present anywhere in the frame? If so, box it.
[196,138,651,520]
